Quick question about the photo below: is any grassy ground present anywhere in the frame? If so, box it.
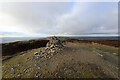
[77,42,119,56]
[2,47,45,78]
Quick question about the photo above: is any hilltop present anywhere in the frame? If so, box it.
[2,37,119,79]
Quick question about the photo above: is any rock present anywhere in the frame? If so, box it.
[64,67,67,71]
[24,68,30,73]
[4,70,8,74]
[24,69,28,73]
[29,68,32,71]
[46,36,64,48]
[17,73,22,78]
[18,64,20,66]
[38,67,40,69]
[35,72,39,78]
[51,53,53,56]
[33,36,64,59]
[34,52,39,55]
[20,54,25,56]
[12,70,15,74]
[27,57,29,60]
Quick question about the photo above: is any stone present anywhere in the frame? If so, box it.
[35,72,39,77]
[38,67,40,69]
[34,52,39,55]
[33,36,64,59]
[11,68,14,70]
[24,69,28,73]
[17,73,22,78]
[27,57,29,60]
[12,70,15,74]
[36,56,39,59]
[46,36,64,48]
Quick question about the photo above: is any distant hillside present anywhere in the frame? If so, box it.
[2,37,119,57]
[1,37,45,43]
[59,36,119,40]
[64,39,119,47]
[2,39,49,56]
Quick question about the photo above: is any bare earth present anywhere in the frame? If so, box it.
[46,43,118,78]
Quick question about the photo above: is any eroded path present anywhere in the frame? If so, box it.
[47,43,118,78]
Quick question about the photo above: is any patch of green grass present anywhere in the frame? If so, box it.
[78,43,119,56]
[2,47,45,78]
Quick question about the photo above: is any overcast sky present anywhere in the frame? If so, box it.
[0,2,118,37]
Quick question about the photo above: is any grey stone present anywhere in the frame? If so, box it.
[33,36,64,60]
[38,67,40,69]
[34,52,39,55]
[17,73,22,78]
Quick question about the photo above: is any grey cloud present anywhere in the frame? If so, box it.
[1,2,118,35]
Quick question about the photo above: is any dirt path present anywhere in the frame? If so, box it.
[46,43,118,78]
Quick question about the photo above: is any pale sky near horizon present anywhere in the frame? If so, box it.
[0,2,118,37]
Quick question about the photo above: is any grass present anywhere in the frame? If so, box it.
[2,47,45,78]
[3,46,64,78]
[77,42,119,56]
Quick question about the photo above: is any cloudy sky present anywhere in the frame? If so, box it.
[0,2,118,37]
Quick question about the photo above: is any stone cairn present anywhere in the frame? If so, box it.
[34,36,64,59]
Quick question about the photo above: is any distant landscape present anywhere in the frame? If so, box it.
[1,36,119,43]
[1,37,44,43]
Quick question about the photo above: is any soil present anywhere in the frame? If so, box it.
[46,43,118,78]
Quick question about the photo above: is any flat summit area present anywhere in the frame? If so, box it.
[2,37,119,78]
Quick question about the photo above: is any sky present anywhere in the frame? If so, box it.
[0,2,118,37]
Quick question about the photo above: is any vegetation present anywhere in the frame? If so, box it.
[77,42,119,56]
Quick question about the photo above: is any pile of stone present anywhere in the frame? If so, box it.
[34,36,64,59]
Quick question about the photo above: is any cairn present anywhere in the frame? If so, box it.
[46,36,63,48]
[34,36,64,59]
